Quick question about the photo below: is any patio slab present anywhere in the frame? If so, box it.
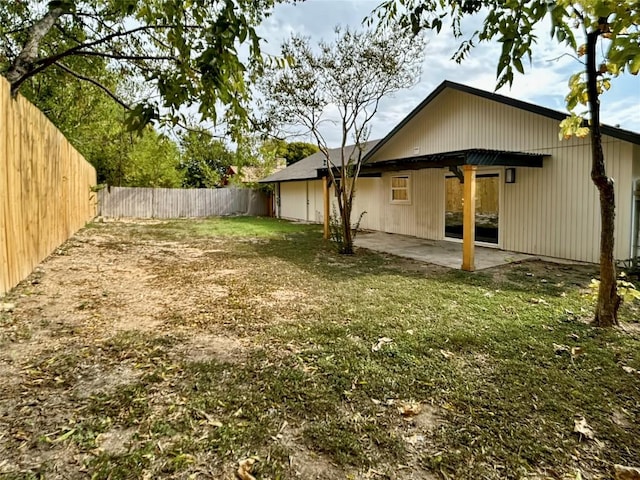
[355,231,537,270]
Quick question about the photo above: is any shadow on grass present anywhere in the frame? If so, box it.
[248,227,594,298]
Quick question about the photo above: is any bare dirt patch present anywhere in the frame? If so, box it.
[179,333,251,364]
[0,220,326,478]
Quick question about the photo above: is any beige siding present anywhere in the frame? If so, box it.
[631,145,640,258]
[369,89,593,160]
[378,169,445,239]
[352,178,382,231]
[278,178,382,229]
[368,89,636,263]
[309,180,324,223]
[280,181,307,220]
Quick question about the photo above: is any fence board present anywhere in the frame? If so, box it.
[98,187,268,218]
[0,77,97,296]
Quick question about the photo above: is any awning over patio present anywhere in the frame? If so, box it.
[359,148,548,175]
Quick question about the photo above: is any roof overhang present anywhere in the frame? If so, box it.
[360,149,548,174]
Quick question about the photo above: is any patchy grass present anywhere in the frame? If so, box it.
[90,216,318,241]
[1,217,639,479]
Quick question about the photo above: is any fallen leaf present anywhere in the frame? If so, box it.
[0,303,15,312]
[530,298,548,305]
[573,417,595,440]
[372,337,393,352]
[614,464,640,480]
[553,343,570,355]
[52,428,76,443]
[570,346,584,358]
[399,402,422,417]
[237,457,258,480]
[403,433,425,445]
[199,410,223,427]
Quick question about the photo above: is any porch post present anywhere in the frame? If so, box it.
[462,165,477,271]
[323,176,330,240]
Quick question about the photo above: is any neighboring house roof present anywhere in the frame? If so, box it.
[363,80,640,163]
[259,140,380,183]
[230,159,287,184]
[236,166,263,183]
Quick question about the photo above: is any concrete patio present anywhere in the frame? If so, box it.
[354,231,537,270]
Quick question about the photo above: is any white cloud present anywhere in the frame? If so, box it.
[257,0,640,146]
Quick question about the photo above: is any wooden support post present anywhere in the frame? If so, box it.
[462,165,477,272]
[323,176,330,240]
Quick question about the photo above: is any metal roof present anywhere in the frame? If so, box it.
[360,149,547,174]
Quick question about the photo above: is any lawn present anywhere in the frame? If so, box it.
[0,217,638,480]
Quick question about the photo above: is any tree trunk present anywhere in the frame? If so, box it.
[5,6,66,95]
[341,188,354,254]
[586,23,620,327]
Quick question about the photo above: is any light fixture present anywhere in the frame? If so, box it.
[505,168,516,184]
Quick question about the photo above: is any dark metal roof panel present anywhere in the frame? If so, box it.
[360,149,547,172]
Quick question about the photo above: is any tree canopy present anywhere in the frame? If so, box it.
[283,142,319,165]
[19,51,182,187]
[261,26,425,253]
[0,0,291,131]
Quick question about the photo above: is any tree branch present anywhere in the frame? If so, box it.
[74,50,178,62]
[53,62,131,111]
[6,6,67,95]
[11,24,196,93]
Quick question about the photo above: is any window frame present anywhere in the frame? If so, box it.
[390,174,411,205]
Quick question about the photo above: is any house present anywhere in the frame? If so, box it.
[224,159,287,185]
[260,80,640,270]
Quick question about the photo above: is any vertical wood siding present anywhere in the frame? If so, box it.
[631,145,640,259]
[0,77,97,295]
[378,169,445,239]
[98,187,267,218]
[352,178,382,230]
[368,89,636,263]
[309,180,324,223]
[278,178,383,231]
[280,182,308,220]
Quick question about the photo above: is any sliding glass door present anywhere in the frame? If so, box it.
[444,173,499,244]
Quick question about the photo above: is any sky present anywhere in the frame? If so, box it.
[256,0,640,147]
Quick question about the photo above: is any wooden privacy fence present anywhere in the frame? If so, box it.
[98,187,269,218]
[0,77,97,296]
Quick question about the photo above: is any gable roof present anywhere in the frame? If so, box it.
[363,80,640,162]
[260,140,380,183]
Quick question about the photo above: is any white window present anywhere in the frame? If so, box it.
[391,175,411,204]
